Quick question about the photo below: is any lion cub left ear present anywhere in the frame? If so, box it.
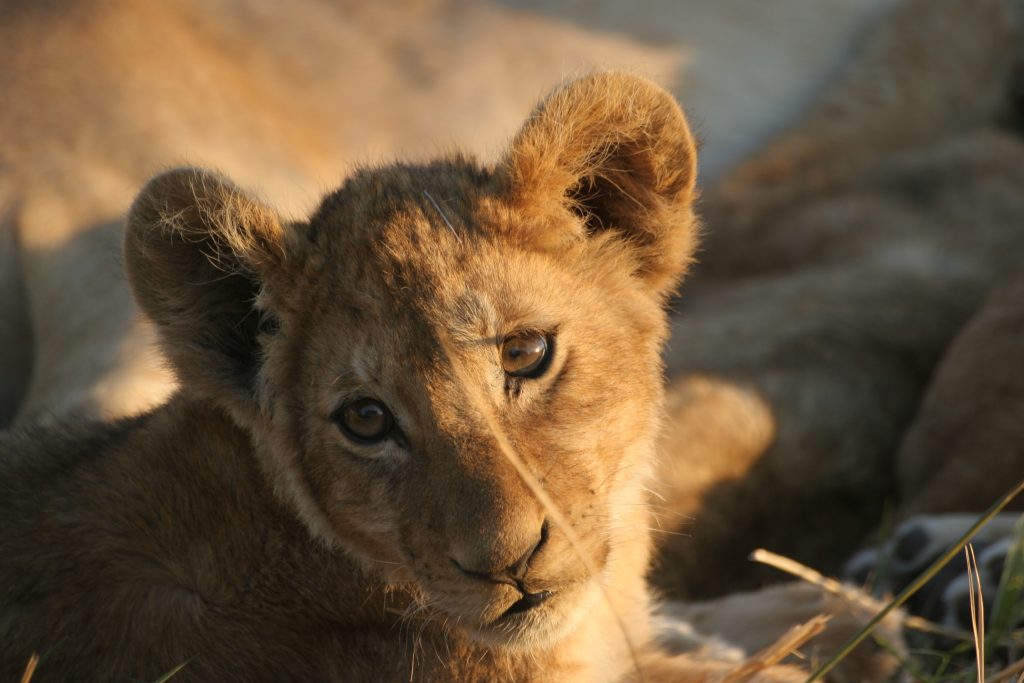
[502,72,699,299]
[124,168,290,415]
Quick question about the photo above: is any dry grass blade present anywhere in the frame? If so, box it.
[985,655,1024,682]
[723,616,830,682]
[751,548,973,642]
[967,544,985,683]
[151,659,191,683]
[19,653,39,683]
[804,478,1024,682]
[751,549,845,594]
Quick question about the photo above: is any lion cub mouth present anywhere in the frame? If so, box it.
[503,588,554,616]
[472,596,560,646]
[455,579,595,648]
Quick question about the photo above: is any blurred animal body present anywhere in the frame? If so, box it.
[653,0,1024,597]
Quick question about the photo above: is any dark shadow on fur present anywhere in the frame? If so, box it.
[0,206,34,428]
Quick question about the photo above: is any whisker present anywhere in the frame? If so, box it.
[422,190,462,244]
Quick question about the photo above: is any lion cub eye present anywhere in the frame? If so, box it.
[336,398,395,445]
[500,333,551,378]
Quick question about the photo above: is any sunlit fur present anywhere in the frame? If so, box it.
[0,73,804,681]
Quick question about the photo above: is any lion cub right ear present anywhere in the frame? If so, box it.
[124,168,291,414]
[501,72,699,300]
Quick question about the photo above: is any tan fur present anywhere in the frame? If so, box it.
[0,74,803,682]
[652,0,1024,597]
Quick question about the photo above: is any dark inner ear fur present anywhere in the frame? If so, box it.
[567,166,654,238]
[503,72,700,298]
[190,268,264,391]
[124,168,285,409]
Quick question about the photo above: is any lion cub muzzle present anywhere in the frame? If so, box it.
[451,518,552,612]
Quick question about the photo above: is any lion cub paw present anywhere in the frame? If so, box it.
[845,513,1023,631]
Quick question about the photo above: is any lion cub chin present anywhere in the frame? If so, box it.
[0,73,801,682]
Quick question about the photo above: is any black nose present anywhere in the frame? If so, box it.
[507,518,549,581]
[452,519,549,586]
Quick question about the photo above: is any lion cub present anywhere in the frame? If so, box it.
[0,74,799,682]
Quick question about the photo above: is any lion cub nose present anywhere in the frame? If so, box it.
[452,519,549,586]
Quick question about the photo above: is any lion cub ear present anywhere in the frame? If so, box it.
[502,72,699,298]
[124,168,289,413]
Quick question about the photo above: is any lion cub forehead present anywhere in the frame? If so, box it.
[303,156,578,311]
[308,156,503,253]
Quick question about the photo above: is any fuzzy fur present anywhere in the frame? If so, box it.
[0,74,803,682]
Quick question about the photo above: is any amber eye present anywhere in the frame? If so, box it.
[500,333,551,378]
[336,397,394,445]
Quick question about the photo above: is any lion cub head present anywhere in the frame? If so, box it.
[124,73,698,647]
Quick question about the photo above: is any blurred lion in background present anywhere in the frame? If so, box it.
[653,0,1024,599]
[0,0,894,427]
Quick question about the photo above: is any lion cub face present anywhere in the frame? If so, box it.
[125,74,698,647]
